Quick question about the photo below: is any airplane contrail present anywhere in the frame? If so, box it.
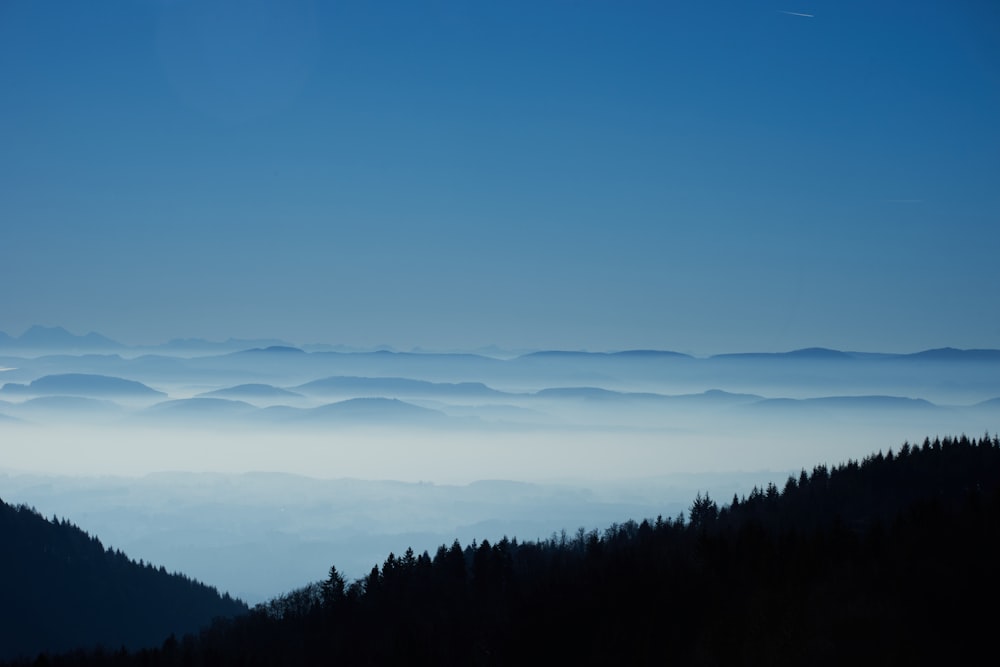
[779,10,815,18]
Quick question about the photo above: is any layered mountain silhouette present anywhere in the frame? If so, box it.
[138,397,455,427]
[520,349,691,359]
[750,395,938,412]
[0,326,122,352]
[973,397,1000,409]
[152,337,297,355]
[295,376,507,400]
[4,396,125,421]
[904,347,1000,361]
[710,347,855,360]
[0,374,165,398]
[234,345,307,355]
[0,327,996,435]
[197,384,303,400]
[302,397,451,424]
[534,386,665,400]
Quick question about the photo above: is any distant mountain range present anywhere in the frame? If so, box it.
[133,397,456,428]
[294,376,506,399]
[3,325,1000,361]
[0,325,997,434]
[0,373,165,398]
[0,374,994,433]
[0,326,298,355]
[0,325,121,351]
[750,395,938,412]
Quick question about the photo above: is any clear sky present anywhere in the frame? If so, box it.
[2,0,998,354]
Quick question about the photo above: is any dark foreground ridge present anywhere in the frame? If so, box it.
[0,501,247,662]
[5,434,1000,665]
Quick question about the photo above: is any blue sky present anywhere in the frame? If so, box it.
[1,0,998,353]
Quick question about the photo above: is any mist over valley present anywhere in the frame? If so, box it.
[1,328,997,604]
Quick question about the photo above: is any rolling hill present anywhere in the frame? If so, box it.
[0,374,165,399]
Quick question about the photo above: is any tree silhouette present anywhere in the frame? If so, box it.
[6,434,1000,665]
[688,491,718,528]
[320,565,345,606]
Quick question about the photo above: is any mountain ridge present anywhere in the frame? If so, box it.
[4,325,1000,359]
[0,497,247,661]
[0,373,165,398]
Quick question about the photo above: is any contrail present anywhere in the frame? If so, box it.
[779,10,815,18]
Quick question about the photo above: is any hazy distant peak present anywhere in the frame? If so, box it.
[535,387,627,398]
[533,387,673,403]
[783,347,852,359]
[519,350,598,359]
[21,324,73,339]
[295,375,503,399]
[696,389,765,401]
[20,396,124,412]
[239,345,306,354]
[610,349,690,358]
[808,395,936,408]
[753,395,938,411]
[322,397,417,408]
[9,325,122,350]
[521,349,689,359]
[0,373,164,397]
[711,347,853,360]
[149,337,298,355]
[147,398,257,413]
[308,397,449,423]
[198,384,303,399]
[907,348,1000,361]
[465,479,538,493]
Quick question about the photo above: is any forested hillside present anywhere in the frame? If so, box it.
[0,501,247,661]
[5,434,999,665]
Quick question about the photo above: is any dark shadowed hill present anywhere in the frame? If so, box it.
[17,434,998,666]
[0,499,247,662]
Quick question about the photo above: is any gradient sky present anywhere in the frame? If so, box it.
[2,0,998,354]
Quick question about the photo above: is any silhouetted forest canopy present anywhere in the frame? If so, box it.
[4,434,999,665]
[0,498,247,662]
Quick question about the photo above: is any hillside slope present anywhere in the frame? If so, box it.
[8,433,998,665]
[0,500,247,661]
